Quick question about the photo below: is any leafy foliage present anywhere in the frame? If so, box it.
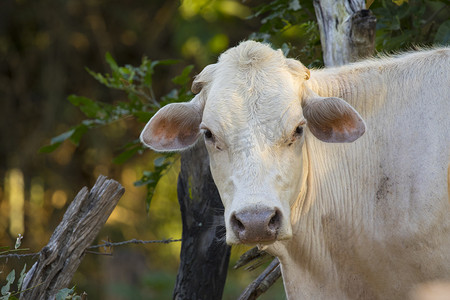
[247,0,322,67]
[0,264,26,300]
[249,0,304,41]
[1,236,28,300]
[134,154,177,211]
[40,53,194,209]
[372,0,450,51]
[55,286,82,300]
[1,269,15,300]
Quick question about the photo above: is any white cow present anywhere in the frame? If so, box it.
[141,41,450,299]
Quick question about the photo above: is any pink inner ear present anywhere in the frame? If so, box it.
[141,103,202,151]
[327,111,365,142]
[152,116,199,149]
[304,97,366,143]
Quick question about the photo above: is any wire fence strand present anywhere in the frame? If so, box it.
[0,238,182,260]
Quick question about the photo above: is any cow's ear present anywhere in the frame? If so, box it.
[140,98,203,152]
[302,96,366,143]
[286,58,310,80]
[141,63,215,152]
[192,63,216,94]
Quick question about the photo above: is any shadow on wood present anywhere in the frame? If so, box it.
[174,140,231,300]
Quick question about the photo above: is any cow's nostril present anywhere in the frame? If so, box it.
[268,209,281,231]
[231,213,245,234]
[235,218,244,231]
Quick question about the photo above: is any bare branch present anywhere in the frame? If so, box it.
[238,258,281,300]
[234,247,271,271]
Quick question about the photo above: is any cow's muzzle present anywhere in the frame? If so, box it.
[230,207,282,244]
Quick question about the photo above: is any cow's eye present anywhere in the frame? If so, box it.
[288,125,304,146]
[200,124,216,143]
[203,129,214,141]
[202,128,221,150]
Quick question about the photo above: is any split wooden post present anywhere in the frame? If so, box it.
[20,175,124,300]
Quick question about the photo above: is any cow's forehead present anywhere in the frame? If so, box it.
[199,42,305,145]
[204,77,300,119]
[202,75,302,147]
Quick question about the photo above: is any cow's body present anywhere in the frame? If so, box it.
[141,42,450,299]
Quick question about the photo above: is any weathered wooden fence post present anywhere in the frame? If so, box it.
[20,175,124,300]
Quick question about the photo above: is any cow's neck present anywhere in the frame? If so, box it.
[306,66,385,114]
[268,68,384,298]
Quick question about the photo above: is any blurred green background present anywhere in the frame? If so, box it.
[0,0,448,299]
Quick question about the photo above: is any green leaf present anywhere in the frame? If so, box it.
[39,122,92,153]
[143,66,154,86]
[112,146,141,164]
[85,68,108,86]
[435,20,450,44]
[289,0,301,10]
[132,111,153,123]
[1,269,14,296]
[17,264,27,291]
[68,95,102,119]
[134,153,176,211]
[39,128,75,153]
[172,65,194,86]
[105,52,118,72]
[69,124,89,146]
[119,66,132,75]
[144,59,180,87]
[55,287,75,300]
[51,129,76,145]
[153,156,166,167]
[6,270,15,285]
[1,285,9,296]
[39,142,63,153]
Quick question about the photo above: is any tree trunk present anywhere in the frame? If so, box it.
[173,140,231,300]
[313,0,376,67]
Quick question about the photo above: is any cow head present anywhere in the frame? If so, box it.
[140,41,365,245]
